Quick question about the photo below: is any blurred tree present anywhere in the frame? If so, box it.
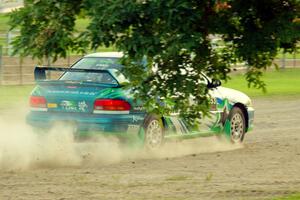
[10,0,300,123]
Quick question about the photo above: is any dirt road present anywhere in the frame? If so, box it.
[0,97,300,200]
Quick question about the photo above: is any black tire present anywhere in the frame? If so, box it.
[143,115,164,150]
[228,107,246,143]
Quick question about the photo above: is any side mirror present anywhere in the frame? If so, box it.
[207,78,221,89]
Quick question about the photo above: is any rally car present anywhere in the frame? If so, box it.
[27,52,254,149]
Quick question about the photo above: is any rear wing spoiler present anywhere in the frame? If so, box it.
[34,66,120,85]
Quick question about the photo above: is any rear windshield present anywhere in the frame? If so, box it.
[60,57,122,84]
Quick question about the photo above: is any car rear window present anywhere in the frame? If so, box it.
[60,57,122,84]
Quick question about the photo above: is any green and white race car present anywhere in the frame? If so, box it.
[27,52,254,149]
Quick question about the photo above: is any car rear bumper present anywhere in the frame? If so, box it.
[26,111,145,136]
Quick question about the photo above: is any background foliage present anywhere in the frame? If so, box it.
[9,0,300,123]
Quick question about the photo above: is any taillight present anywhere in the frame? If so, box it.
[94,99,131,114]
[30,96,47,108]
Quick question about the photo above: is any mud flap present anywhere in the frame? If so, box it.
[224,119,231,139]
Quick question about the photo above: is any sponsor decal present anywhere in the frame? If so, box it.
[132,115,144,122]
[48,90,97,96]
[127,124,140,133]
[78,101,88,112]
[59,100,89,112]
[60,100,77,111]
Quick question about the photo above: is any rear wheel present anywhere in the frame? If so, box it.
[229,107,246,143]
[144,115,164,150]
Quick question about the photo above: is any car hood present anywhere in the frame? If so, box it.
[218,86,252,106]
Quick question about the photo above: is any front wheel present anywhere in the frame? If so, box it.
[229,107,246,143]
[143,115,164,150]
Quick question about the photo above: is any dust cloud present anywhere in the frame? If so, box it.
[0,108,124,171]
[145,136,243,159]
[0,108,242,171]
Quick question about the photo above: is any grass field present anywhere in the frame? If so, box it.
[275,49,300,59]
[0,13,115,53]
[0,13,10,32]
[223,68,300,98]
[273,193,300,200]
[0,13,89,32]
[0,85,33,110]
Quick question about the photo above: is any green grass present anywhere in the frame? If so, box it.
[0,14,115,53]
[272,193,300,200]
[0,85,34,110]
[0,13,10,32]
[74,17,90,32]
[0,14,91,33]
[0,13,10,48]
[223,68,300,98]
[275,49,300,59]
[0,13,90,32]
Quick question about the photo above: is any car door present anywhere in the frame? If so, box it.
[195,76,224,134]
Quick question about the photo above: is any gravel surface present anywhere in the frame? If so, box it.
[0,97,300,200]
